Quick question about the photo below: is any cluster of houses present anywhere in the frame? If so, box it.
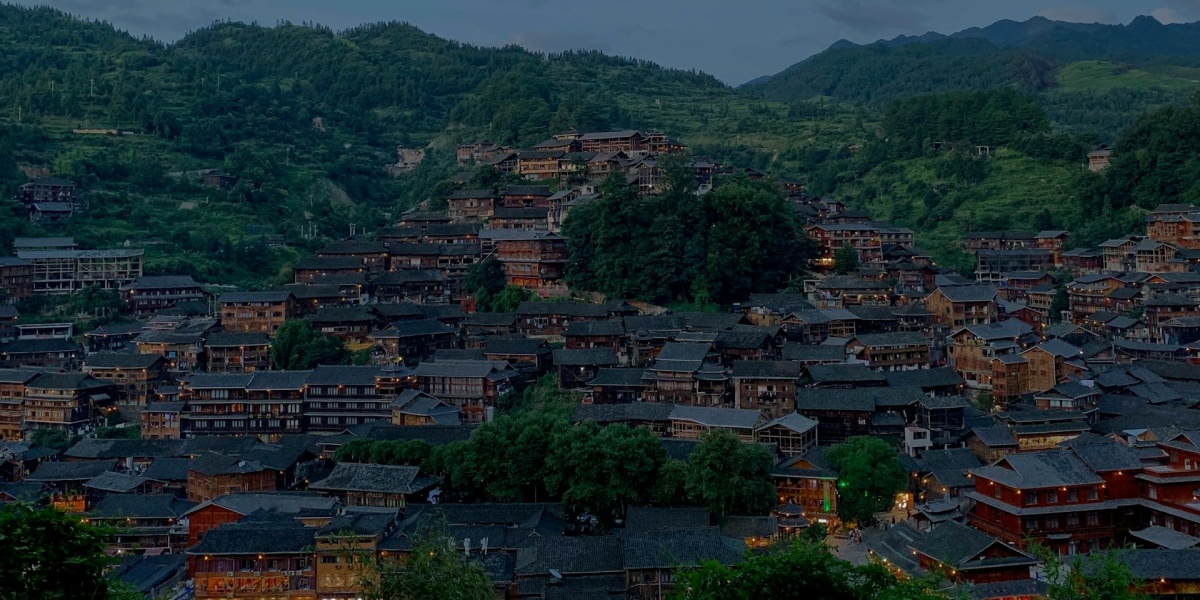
[11,134,1200,597]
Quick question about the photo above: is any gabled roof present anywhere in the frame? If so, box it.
[914,521,1035,569]
[218,291,292,304]
[972,450,1103,489]
[83,352,164,370]
[668,405,762,430]
[88,493,195,520]
[563,320,626,337]
[309,462,438,494]
[27,459,116,482]
[183,493,337,518]
[204,332,271,348]
[587,368,646,387]
[755,412,818,434]
[622,528,744,570]
[188,522,317,555]
[515,301,607,318]
[83,470,158,493]
[970,426,1019,448]
[935,284,998,303]
[731,361,804,379]
[884,367,963,389]
[806,363,887,384]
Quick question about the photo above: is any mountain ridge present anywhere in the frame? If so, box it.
[745,14,1200,97]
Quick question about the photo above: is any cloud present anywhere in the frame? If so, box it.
[1037,7,1119,23]
[816,0,928,34]
[504,30,611,53]
[1152,8,1186,23]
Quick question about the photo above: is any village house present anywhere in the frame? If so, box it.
[141,401,184,440]
[584,368,648,405]
[368,318,456,362]
[1061,248,1104,274]
[667,405,764,442]
[490,230,569,297]
[0,337,84,369]
[302,366,390,433]
[22,373,115,436]
[82,352,168,405]
[0,369,38,441]
[1099,236,1143,272]
[447,189,498,222]
[794,387,879,444]
[292,256,366,284]
[809,276,892,309]
[0,257,32,303]
[963,231,1035,253]
[310,462,438,509]
[967,445,1142,554]
[927,284,998,328]
[514,300,609,338]
[946,319,1034,391]
[554,348,619,389]
[373,269,446,304]
[753,412,818,457]
[186,452,278,503]
[16,247,144,295]
[482,338,552,378]
[845,332,931,371]
[204,332,273,373]
[773,448,840,526]
[975,250,1055,284]
[731,361,802,419]
[218,291,294,335]
[868,520,1039,586]
[120,275,207,316]
[390,390,460,426]
[641,342,728,407]
[412,360,520,424]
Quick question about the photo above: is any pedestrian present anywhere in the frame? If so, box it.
[892,515,896,525]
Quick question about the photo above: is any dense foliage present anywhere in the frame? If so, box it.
[270,319,352,369]
[564,166,814,306]
[882,89,1049,156]
[749,39,1056,105]
[671,539,950,600]
[0,505,135,600]
[824,437,908,525]
[356,524,495,600]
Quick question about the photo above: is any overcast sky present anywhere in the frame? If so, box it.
[17,0,1200,84]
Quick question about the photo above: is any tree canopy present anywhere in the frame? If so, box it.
[270,319,351,370]
[0,504,134,600]
[824,436,907,525]
[564,166,814,306]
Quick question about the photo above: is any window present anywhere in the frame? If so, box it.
[240,559,255,571]
[1067,514,1080,527]
[1066,489,1078,502]
[1025,492,1038,506]
[993,484,1002,498]
[1046,516,1059,529]
[1087,513,1099,526]
[1087,487,1098,501]
[1023,517,1038,531]
[1045,490,1058,504]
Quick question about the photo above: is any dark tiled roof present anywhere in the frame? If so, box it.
[622,528,744,569]
[27,459,116,482]
[972,451,1102,488]
[188,522,317,555]
[625,506,710,531]
[731,361,804,379]
[574,402,674,424]
[0,338,82,355]
[884,367,963,389]
[88,493,195,519]
[936,284,998,303]
[218,291,292,303]
[587,368,646,387]
[309,462,437,494]
[84,352,164,369]
[781,344,845,362]
[122,275,202,290]
[806,363,887,384]
[668,405,762,429]
[970,426,1018,448]
[563,320,625,337]
[205,332,271,348]
[516,301,608,318]
[553,348,618,367]
[1114,549,1200,581]
[306,365,382,386]
[142,457,192,482]
[483,338,549,356]
[1067,441,1142,472]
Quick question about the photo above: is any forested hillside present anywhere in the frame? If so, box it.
[1,4,1198,289]
[0,5,835,287]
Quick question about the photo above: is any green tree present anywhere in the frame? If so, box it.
[490,285,533,313]
[545,422,666,519]
[270,319,350,369]
[832,242,859,275]
[0,504,134,600]
[685,430,776,517]
[65,286,124,320]
[1034,544,1147,600]
[825,436,907,525]
[462,257,507,311]
[357,523,495,600]
[30,428,71,452]
[1050,287,1069,323]
[670,539,950,600]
